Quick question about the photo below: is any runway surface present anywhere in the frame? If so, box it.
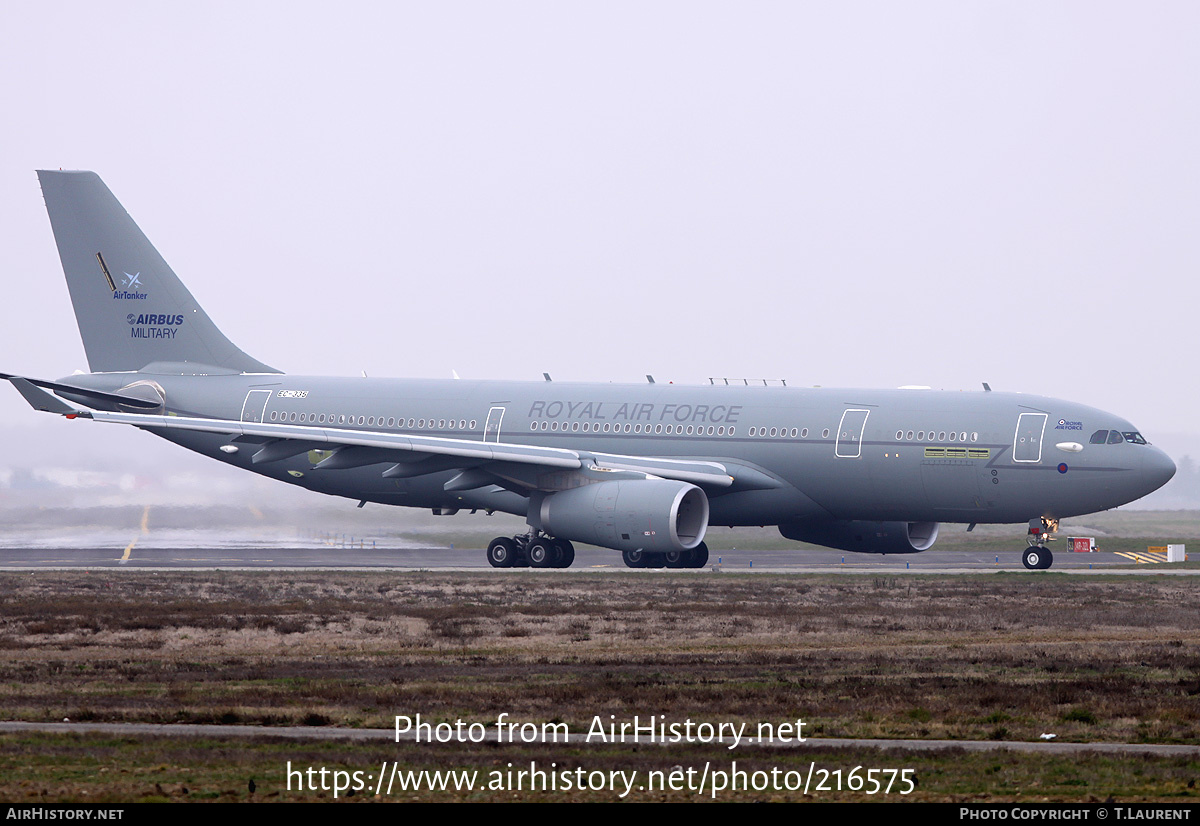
[0,544,1192,573]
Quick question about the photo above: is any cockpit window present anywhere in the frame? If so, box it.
[1090,429,1147,445]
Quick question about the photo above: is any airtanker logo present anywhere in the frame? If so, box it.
[113,271,148,300]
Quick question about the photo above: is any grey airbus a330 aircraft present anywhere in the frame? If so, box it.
[5,171,1176,570]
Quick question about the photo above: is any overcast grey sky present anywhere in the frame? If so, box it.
[3,2,1199,455]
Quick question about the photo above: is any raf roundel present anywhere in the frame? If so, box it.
[1058,463,1069,474]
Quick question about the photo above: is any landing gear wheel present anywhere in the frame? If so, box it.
[554,539,575,569]
[664,549,688,569]
[1023,547,1053,570]
[527,540,560,569]
[646,552,666,569]
[487,537,518,568]
[688,541,709,568]
[622,549,646,568]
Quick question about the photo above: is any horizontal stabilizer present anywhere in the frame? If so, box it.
[0,373,162,410]
[7,377,82,415]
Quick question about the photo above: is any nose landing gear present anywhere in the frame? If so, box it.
[1022,517,1058,570]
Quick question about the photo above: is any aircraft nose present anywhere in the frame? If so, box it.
[1142,448,1176,494]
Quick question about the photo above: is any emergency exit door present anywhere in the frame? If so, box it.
[240,390,271,423]
[484,406,505,443]
[835,409,870,458]
[1013,413,1048,463]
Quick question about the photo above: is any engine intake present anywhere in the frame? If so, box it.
[540,479,709,553]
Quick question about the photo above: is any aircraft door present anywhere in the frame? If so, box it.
[484,406,505,443]
[240,390,271,423]
[835,409,870,458]
[1013,413,1048,463]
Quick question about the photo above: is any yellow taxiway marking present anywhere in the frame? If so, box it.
[1115,551,1168,564]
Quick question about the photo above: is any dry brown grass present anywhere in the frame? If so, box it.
[0,571,1197,745]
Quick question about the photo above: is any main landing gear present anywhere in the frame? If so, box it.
[486,534,576,569]
[1022,517,1058,570]
[484,536,713,570]
[621,541,710,569]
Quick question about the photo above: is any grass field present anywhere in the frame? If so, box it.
[1,570,1198,802]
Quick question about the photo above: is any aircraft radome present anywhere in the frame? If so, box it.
[4,171,1176,570]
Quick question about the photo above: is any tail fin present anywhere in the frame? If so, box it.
[37,170,278,374]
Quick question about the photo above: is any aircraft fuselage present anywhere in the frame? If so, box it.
[60,371,1176,529]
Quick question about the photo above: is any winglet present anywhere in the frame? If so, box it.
[7,377,87,416]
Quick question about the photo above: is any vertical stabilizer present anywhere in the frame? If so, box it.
[37,170,278,374]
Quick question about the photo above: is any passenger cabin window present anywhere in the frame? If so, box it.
[1090,430,1109,444]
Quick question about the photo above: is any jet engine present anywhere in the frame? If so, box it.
[539,479,709,553]
[779,520,939,554]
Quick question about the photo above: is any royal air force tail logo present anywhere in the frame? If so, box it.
[113,271,148,301]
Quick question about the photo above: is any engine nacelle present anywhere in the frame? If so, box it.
[779,520,939,555]
[539,479,709,553]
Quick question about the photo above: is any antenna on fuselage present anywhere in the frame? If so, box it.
[543,372,552,382]
[982,382,992,392]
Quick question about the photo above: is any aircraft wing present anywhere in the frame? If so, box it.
[5,377,734,489]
